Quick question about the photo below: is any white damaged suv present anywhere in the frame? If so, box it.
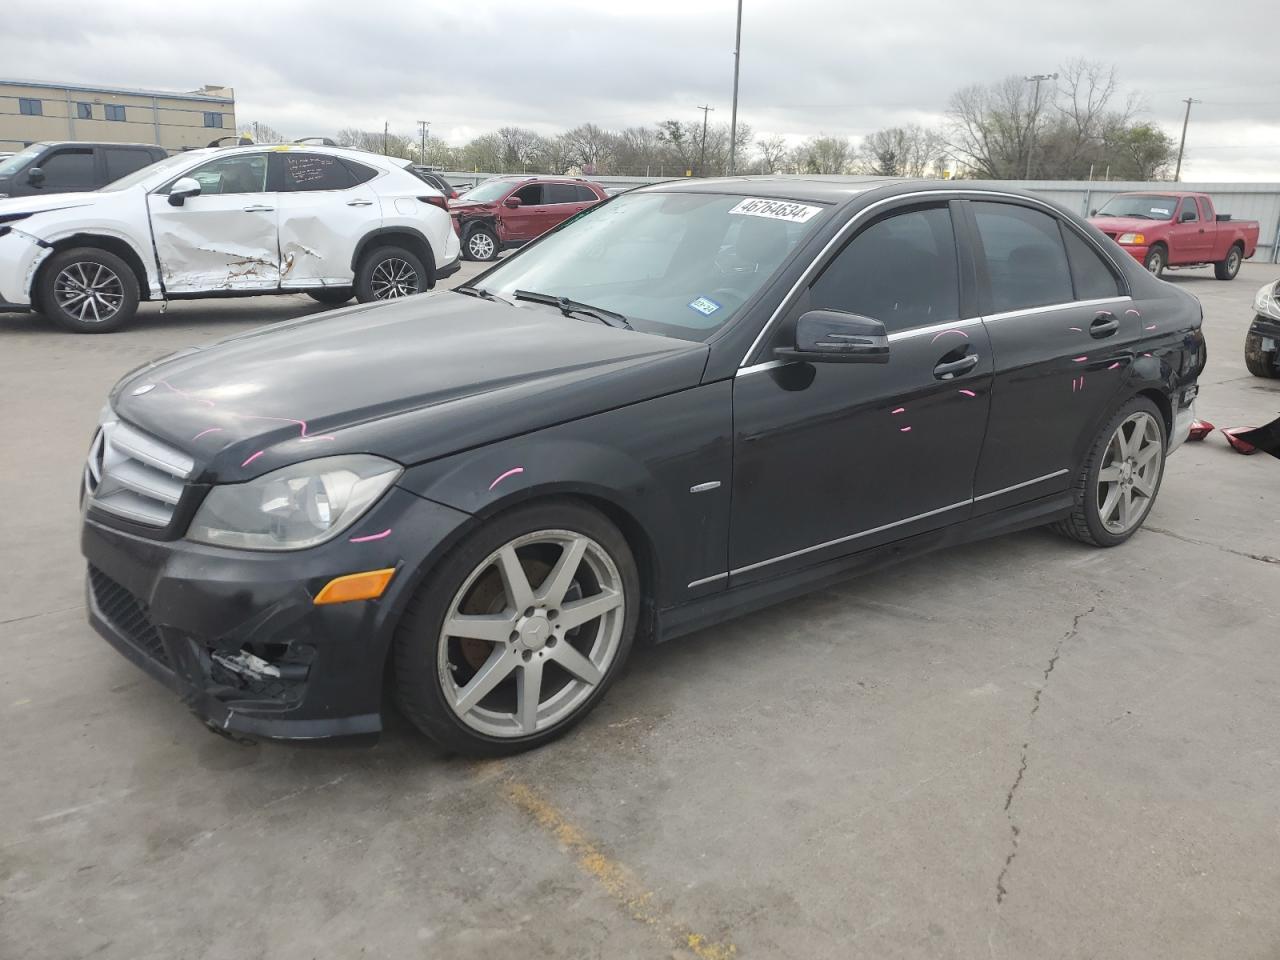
[0,144,461,333]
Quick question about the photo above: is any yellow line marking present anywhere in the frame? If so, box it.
[500,777,737,960]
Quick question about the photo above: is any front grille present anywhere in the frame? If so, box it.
[85,420,194,527]
[88,565,171,668]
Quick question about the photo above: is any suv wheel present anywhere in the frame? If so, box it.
[393,500,640,756]
[1053,397,1167,547]
[1214,244,1243,281]
[39,247,140,334]
[464,226,500,262]
[354,246,428,302]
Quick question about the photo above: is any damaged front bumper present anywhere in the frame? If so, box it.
[81,487,470,742]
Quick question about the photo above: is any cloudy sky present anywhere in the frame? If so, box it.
[6,0,1279,180]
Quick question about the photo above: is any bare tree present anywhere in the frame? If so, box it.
[495,126,545,170]
[793,135,853,175]
[657,120,699,175]
[754,135,789,174]
[946,75,1045,178]
[856,124,946,177]
[562,124,615,173]
[238,120,287,144]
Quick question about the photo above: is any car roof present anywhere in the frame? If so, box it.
[639,175,907,203]
[31,141,165,150]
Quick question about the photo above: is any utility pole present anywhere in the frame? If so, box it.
[383,121,389,156]
[728,0,743,177]
[697,104,714,177]
[418,120,431,164]
[1174,98,1199,182]
[1024,73,1057,179]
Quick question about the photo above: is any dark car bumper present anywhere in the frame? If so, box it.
[81,486,470,742]
[436,256,462,281]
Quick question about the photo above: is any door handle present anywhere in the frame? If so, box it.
[242,204,273,212]
[1090,311,1120,338]
[933,354,979,379]
[346,199,373,207]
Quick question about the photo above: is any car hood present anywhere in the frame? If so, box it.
[0,192,99,217]
[1088,215,1168,234]
[112,292,709,482]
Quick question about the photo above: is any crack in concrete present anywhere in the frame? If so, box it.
[1143,526,1280,566]
[0,604,82,627]
[995,597,1099,904]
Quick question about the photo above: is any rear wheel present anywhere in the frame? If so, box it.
[354,245,428,303]
[1214,243,1243,280]
[38,247,140,334]
[1053,397,1167,547]
[1143,245,1166,278]
[464,226,499,262]
[1244,331,1279,378]
[394,501,639,756]
[307,287,353,306]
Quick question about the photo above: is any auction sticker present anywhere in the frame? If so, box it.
[728,197,823,223]
[688,296,722,316]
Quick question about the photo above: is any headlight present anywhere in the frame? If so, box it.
[1253,281,1280,320]
[188,454,401,550]
[1117,233,1145,245]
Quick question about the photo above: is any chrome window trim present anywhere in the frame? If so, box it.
[738,187,1130,368]
[688,467,1070,587]
[983,295,1131,324]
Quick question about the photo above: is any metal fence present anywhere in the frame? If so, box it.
[439,171,1280,265]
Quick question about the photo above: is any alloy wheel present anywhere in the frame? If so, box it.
[437,529,625,738]
[1146,251,1163,275]
[369,258,419,299]
[468,232,496,260]
[1227,249,1241,275]
[1096,411,1162,534]
[54,262,125,324]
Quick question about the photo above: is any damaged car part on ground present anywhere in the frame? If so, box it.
[81,178,1206,756]
[0,143,461,332]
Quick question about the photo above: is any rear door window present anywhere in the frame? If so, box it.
[545,183,579,204]
[970,202,1074,313]
[279,153,357,192]
[39,148,97,189]
[575,185,599,202]
[104,148,156,182]
[810,204,960,333]
[1062,229,1123,300]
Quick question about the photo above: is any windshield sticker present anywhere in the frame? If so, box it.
[1151,207,1170,215]
[728,198,823,223]
[688,296,722,317]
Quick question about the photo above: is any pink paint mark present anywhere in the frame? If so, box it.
[1069,326,1083,332]
[158,380,215,408]
[899,426,912,433]
[958,389,977,398]
[488,466,525,491]
[930,329,970,344]
[1107,361,1122,370]
[191,427,222,441]
[1124,309,1141,318]
[349,528,392,543]
[241,450,265,468]
[1072,356,1089,363]
[1080,374,1085,389]
[1145,324,1157,331]
[891,407,906,415]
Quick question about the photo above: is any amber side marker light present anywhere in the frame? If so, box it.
[314,568,397,605]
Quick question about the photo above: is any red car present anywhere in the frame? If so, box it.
[1089,191,1259,280]
[450,176,606,261]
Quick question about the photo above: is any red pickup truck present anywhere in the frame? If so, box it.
[1088,192,1259,280]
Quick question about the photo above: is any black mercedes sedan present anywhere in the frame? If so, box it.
[81,178,1205,755]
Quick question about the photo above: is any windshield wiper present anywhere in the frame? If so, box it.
[455,284,499,301]
[513,289,633,330]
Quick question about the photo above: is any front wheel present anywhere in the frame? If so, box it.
[1214,244,1243,280]
[394,501,640,756]
[464,226,500,262]
[1053,397,1167,547]
[1143,246,1166,278]
[1244,331,1279,378]
[38,247,140,333]
[354,246,428,303]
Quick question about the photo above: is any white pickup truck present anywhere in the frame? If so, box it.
[0,143,460,332]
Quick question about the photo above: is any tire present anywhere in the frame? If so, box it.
[307,287,353,306]
[463,225,500,262]
[1244,331,1279,378]
[353,245,428,303]
[393,500,640,757]
[1143,245,1166,278]
[1214,243,1243,281]
[1053,396,1167,547]
[37,247,140,334]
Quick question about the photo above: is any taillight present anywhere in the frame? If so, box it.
[1187,419,1214,441]
[418,195,449,211]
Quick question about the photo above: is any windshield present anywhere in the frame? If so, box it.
[462,179,519,203]
[0,144,44,177]
[1095,194,1179,221]
[98,152,192,191]
[477,191,829,341]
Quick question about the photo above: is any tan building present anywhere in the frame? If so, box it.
[0,79,236,153]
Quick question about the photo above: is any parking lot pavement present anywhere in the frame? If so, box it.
[1,261,1277,960]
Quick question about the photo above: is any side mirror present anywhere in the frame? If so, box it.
[27,166,44,186]
[167,177,201,206]
[775,310,890,364]
[503,196,522,208]
[1089,208,1097,216]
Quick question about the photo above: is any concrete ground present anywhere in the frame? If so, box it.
[1,259,1278,960]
